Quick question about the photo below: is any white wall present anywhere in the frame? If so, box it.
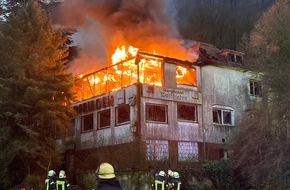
[201,65,259,144]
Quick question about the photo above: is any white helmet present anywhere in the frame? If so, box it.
[168,170,173,177]
[158,170,166,177]
[48,170,56,177]
[173,171,180,178]
[59,170,66,178]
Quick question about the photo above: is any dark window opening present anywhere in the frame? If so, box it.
[98,109,111,129]
[236,55,243,63]
[228,54,235,62]
[177,104,197,122]
[116,104,130,125]
[82,114,94,132]
[223,111,232,125]
[146,104,167,123]
[250,80,261,96]
[213,110,222,124]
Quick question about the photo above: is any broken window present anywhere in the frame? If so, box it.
[227,53,243,64]
[178,141,199,161]
[228,53,235,62]
[236,55,243,63]
[177,103,197,122]
[249,80,261,96]
[139,59,163,86]
[116,104,130,125]
[146,140,169,161]
[119,61,138,87]
[212,106,234,126]
[98,109,111,129]
[81,113,94,132]
[145,104,167,123]
[75,60,138,101]
[176,66,197,86]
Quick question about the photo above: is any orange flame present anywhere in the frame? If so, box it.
[74,45,197,101]
[112,45,139,65]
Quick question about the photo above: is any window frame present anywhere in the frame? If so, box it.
[115,104,130,125]
[236,55,243,63]
[212,105,234,126]
[178,141,199,162]
[177,103,198,122]
[81,113,94,132]
[228,53,235,62]
[176,65,197,87]
[145,103,168,124]
[97,109,111,129]
[146,140,169,161]
[249,80,261,96]
[140,59,163,86]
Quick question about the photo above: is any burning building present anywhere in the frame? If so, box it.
[54,0,262,188]
[57,41,262,188]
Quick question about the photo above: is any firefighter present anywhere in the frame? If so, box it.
[170,172,181,190]
[95,162,123,190]
[56,170,70,190]
[45,170,56,190]
[166,170,173,190]
[167,170,174,190]
[154,170,166,190]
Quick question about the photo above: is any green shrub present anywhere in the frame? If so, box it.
[202,160,235,190]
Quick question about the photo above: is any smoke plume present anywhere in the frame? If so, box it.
[59,0,193,75]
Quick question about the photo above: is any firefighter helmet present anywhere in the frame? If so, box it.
[168,170,173,177]
[158,170,166,177]
[48,170,56,177]
[96,162,116,179]
[173,171,180,178]
[59,170,66,178]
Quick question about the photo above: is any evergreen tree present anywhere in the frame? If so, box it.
[233,0,290,189]
[0,0,75,188]
[178,0,274,49]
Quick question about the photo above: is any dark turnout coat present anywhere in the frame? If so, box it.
[44,176,55,190]
[96,178,123,190]
[56,178,70,190]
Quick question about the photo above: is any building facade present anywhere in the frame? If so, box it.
[58,42,262,180]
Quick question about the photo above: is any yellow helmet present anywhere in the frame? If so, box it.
[59,170,66,178]
[96,162,116,179]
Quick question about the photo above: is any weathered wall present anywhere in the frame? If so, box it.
[72,85,138,149]
[201,65,260,144]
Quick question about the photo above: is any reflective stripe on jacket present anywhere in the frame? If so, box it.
[174,182,181,190]
[154,179,165,190]
[171,179,181,190]
[45,178,55,190]
[56,179,70,190]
